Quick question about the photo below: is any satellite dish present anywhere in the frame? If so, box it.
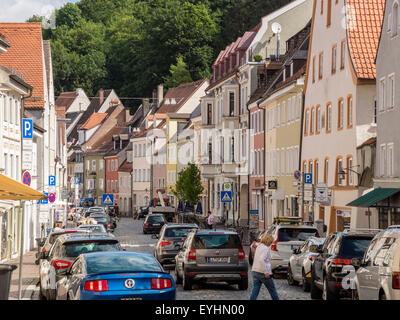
[271,22,282,34]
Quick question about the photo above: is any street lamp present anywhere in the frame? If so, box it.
[338,165,361,181]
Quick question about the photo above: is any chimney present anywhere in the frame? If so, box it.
[157,85,163,107]
[142,98,150,116]
[99,88,104,105]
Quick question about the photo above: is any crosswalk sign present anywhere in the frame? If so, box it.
[102,194,114,205]
[221,191,232,203]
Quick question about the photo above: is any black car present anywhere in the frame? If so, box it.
[90,213,115,232]
[39,233,122,300]
[310,229,379,300]
[143,214,166,234]
[139,206,149,219]
[153,223,199,268]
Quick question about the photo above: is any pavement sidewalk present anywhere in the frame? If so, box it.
[7,249,40,300]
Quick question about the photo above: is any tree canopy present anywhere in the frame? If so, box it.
[173,163,204,207]
[31,0,290,109]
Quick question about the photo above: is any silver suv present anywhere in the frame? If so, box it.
[174,229,248,290]
[354,226,400,300]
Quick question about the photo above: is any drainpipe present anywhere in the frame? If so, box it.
[18,86,33,300]
[299,91,305,220]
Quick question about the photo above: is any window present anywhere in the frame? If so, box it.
[281,102,286,125]
[304,109,310,135]
[327,0,332,26]
[347,156,353,185]
[312,56,316,83]
[347,96,353,127]
[393,2,399,37]
[331,45,337,74]
[229,92,235,116]
[99,160,104,170]
[315,160,319,184]
[207,103,212,125]
[337,158,345,186]
[319,52,324,80]
[379,77,386,111]
[387,143,394,177]
[388,74,395,109]
[310,107,315,134]
[340,40,346,70]
[316,105,321,133]
[338,99,344,129]
[321,0,324,14]
[324,158,329,184]
[86,160,90,171]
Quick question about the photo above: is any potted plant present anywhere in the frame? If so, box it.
[253,54,263,62]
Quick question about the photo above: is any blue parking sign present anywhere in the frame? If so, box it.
[22,119,33,139]
[49,176,56,186]
[304,173,313,184]
[102,194,114,205]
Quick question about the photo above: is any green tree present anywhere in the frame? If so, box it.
[163,56,193,88]
[173,163,204,207]
[56,3,82,28]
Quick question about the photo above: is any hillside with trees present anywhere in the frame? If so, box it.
[29,0,290,110]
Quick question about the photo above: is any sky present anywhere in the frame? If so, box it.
[1,0,78,22]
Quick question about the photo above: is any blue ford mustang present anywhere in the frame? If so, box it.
[56,251,175,300]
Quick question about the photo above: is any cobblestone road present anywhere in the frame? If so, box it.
[115,218,311,300]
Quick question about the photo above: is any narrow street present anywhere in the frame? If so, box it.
[114,218,310,300]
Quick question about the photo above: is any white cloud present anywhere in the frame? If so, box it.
[1,0,76,22]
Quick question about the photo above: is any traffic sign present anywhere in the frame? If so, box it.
[304,173,313,184]
[39,193,49,205]
[221,191,232,203]
[48,193,56,203]
[22,119,33,139]
[49,176,56,186]
[102,194,114,205]
[22,171,31,187]
[223,183,232,191]
[294,170,301,181]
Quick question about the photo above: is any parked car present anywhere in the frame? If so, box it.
[310,228,379,300]
[174,229,248,291]
[39,233,122,300]
[85,207,106,217]
[143,214,167,234]
[153,223,199,268]
[89,213,115,232]
[354,226,400,300]
[56,251,175,300]
[287,237,325,291]
[249,218,320,273]
[78,224,107,234]
[138,206,149,219]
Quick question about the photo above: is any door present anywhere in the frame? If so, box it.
[314,235,336,284]
[294,241,309,280]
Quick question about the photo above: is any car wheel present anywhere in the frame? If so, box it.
[302,269,311,292]
[322,276,338,300]
[238,277,248,290]
[379,292,387,300]
[183,272,193,291]
[287,264,298,286]
[175,265,183,285]
[310,273,322,300]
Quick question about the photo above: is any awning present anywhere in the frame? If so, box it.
[271,188,285,201]
[347,188,400,207]
[0,174,47,200]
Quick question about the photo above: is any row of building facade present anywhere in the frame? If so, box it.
[65,0,400,239]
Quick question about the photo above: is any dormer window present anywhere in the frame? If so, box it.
[290,62,294,77]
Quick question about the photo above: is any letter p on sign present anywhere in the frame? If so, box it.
[22,119,33,139]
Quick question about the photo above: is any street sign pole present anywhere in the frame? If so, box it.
[311,184,315,223]
[301,173,305,221]
[18,200,26,300]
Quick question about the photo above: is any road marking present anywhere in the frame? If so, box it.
[121,243,155,248]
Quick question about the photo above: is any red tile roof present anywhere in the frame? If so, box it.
[55,91,77,109]
[346,0,385,80]
[155,79,207,115]
[118,160,132,172]
[80,113,107,130]
[0,23,45,109]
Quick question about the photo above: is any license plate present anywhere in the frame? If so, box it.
[153,224,160,226]
[121,297,143,300]
[207,257,230,263]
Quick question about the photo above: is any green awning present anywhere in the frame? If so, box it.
[347,188,400,207]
